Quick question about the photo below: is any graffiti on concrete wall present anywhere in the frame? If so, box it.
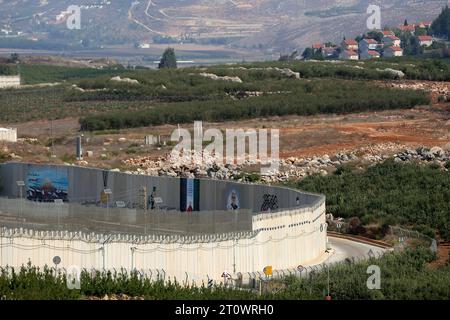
[226,190,240,210]
[260,194,278,212]
[26,166,68,202]
[180,178,200,212]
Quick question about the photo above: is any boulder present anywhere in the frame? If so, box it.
[382,68,405,79]
[430,146,445,158]
[197,73,243,83]
[110,76,139,85]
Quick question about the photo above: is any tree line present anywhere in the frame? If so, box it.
[79,80,429,131]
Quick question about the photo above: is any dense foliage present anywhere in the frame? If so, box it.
[238,59,450,81]
[1,247,448,300]
[19,64,126,85]
[274,247,449,300]
[432,6,450,40]
[78,79,428,130]
[0,85,157,122]
[158,48,177,69]
[296,160,450,240]
[0,64,18,76]
[0,60,440,125]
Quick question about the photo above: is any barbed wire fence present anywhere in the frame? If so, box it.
[0,227,438,294]
[389,225,437,252]
[235,225,439,293]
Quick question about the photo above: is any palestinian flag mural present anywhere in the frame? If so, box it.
[180,178,200,212]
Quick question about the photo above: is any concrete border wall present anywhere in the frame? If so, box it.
[0,162,327,283]
[0,201,326,283]
[0,162,322,212]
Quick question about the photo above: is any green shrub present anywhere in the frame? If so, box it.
[0,64,18,76]
[61,154,76,163]
[79,80,430,131]
[1,248,448,300]
[445,161,450,169]
[297,159,450,240]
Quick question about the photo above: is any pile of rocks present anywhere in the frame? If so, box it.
[386,81,450,96]
[229,67,301,79]
[123,144,449,183]
[110,76,139,85]
[196,73,243,83]
[394,146,449,163]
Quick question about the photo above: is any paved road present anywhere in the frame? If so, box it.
[326,236,387,264]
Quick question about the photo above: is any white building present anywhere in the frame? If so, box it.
[0,75,20,88]
[341,39,358,51]
[0,128,17,143]
[384,46,403,57]
[360,50,380,60]
[359,38,379,52]
[340,50,359,60]
[138,43,151,49]
[417,36,433,47]
[382,35,401,47]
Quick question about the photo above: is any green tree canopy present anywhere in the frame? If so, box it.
[158,48,177,69]
[431,5,450,40]
[366,31,384,42]
[9,53,19,63]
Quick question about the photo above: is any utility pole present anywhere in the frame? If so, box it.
[54,199,63,229]
[325,253,332,300]
[16,181,25,223]
[51,119,54,158]
[327,265,330,296]
[104,189,112,219]
[140,186,148,234]
[233,238,237,274]
[131,247,137,270]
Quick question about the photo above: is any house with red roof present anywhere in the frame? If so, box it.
[382,35,401,47]
[384,46,403,57]
[417,35,433,47]
[321,46,338,58]
[359,38,380,52]
[339,50,359,60]
[341,39,358,51]
[382,30,395,36]
[417,21,432,29]
[312,43,323,50]
[397,24,416,34]
[360,50,380,60]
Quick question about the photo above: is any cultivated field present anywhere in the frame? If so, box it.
[0,59,448,169]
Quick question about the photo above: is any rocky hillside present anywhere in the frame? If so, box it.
[0,0,447,52]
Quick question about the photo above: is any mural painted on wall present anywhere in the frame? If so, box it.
[226,190,240,210]
[260,194,278,212]
[26,166,68,202]
[180,178,200,212]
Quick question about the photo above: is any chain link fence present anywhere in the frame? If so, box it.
[234,249,387,291]
[389,225,437,252]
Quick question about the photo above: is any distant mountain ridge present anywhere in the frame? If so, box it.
[0,0,447,52]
